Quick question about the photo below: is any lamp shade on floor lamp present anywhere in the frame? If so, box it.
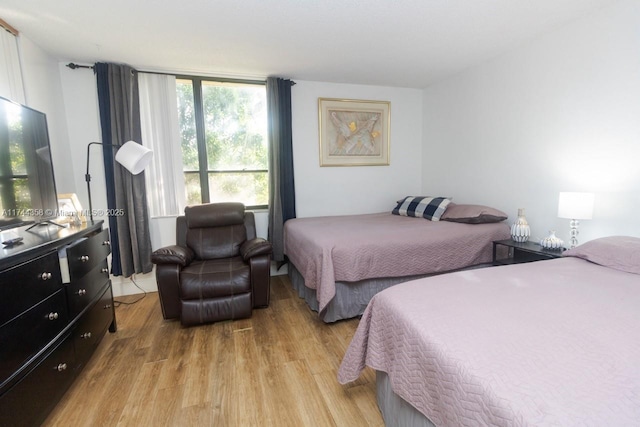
[86,141,153,222]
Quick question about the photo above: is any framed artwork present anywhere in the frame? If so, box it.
[318,98,390,166]
[57,193,86,224]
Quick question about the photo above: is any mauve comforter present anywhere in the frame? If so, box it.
[283,213,509,313]
[338,257,640,426]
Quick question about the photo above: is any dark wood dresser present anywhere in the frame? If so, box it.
[0,221,116,426]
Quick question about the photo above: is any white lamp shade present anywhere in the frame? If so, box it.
[115,140,153,175]
[558,192,594,220]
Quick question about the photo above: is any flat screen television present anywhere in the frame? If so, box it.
[0,96,59,231]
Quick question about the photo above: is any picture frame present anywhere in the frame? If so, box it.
[318,98,390,166]
[57,193,86,224]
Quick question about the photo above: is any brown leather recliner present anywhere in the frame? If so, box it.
[151,202,272,326]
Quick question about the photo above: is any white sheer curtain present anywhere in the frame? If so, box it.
[0,28,25,103]
[138,73,186,217]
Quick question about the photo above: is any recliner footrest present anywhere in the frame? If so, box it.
[180,293,252,326]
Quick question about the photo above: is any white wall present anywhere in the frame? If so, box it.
[57,65,103,205]
[422,0,640,244]
[17,36,75,194]
[292,81,423,217]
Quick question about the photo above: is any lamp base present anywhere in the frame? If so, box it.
[568,219,580,248]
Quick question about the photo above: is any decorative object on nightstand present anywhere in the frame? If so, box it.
[557,192,594,248]
[540,230,564,250]
[510,208,531,242]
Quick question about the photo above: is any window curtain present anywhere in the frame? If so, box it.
[266,77,296,262]
[0,27,25,103]
[95,62,153,277]
[138,73,185,217]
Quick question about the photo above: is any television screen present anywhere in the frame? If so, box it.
[0,96,59,231]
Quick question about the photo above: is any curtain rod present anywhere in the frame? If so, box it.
[67,63,93,70]
[66,63,296,85]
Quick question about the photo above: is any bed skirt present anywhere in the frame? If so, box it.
[289,262,491,323]
[376,371,435,427]
[288,263,440,323]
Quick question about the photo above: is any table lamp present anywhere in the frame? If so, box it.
[557,192,594,248]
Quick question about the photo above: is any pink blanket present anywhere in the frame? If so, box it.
[284,213,509,313]
[338,257,640,426]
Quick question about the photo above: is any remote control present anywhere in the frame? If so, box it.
[2,237,24,246]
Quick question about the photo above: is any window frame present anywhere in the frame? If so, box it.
[175,75,269,210]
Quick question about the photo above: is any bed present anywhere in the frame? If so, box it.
[338,236,640,426]
[284,199,511,322]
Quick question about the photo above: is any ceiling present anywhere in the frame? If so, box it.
[0,0,614,89]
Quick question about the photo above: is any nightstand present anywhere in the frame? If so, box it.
[492,239,565,266]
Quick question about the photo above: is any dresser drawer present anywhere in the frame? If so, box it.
[66,229,111,281]
[0,290,68,390]
[0,251,62,326]
[74,284,114,368]
[0,333,75,427]
[66,260,110,317]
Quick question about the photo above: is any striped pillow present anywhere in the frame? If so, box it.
[392,196,452,221]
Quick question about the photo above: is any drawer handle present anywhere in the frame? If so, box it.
[40,272,52,280]
[104,304,112,309]
[81,332,92,339]
[101,268,109,274]
[55,363,67,372]
[80,255,89,262]
[77,289,87,296]
[103,240,111,246]
[47,312,59,321]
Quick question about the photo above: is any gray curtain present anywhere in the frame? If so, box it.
[266,77,296,262]
[95,62,153,277]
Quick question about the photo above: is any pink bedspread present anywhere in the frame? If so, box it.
[338,257,640,426]
[284,213,509,313]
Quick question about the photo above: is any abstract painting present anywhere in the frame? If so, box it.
[318,98,390,166]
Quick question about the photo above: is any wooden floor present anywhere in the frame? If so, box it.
[43,275,382,427]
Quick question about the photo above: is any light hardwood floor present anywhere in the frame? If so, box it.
[43,275,383,427]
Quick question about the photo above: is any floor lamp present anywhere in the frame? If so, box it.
[85,140,153,222]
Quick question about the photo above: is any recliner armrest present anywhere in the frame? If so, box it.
[240,238,273,261]
[151,245,195,267]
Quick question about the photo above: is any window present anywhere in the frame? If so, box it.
[176,77,269,209]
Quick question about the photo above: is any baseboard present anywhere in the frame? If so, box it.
[110,271,157,297]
